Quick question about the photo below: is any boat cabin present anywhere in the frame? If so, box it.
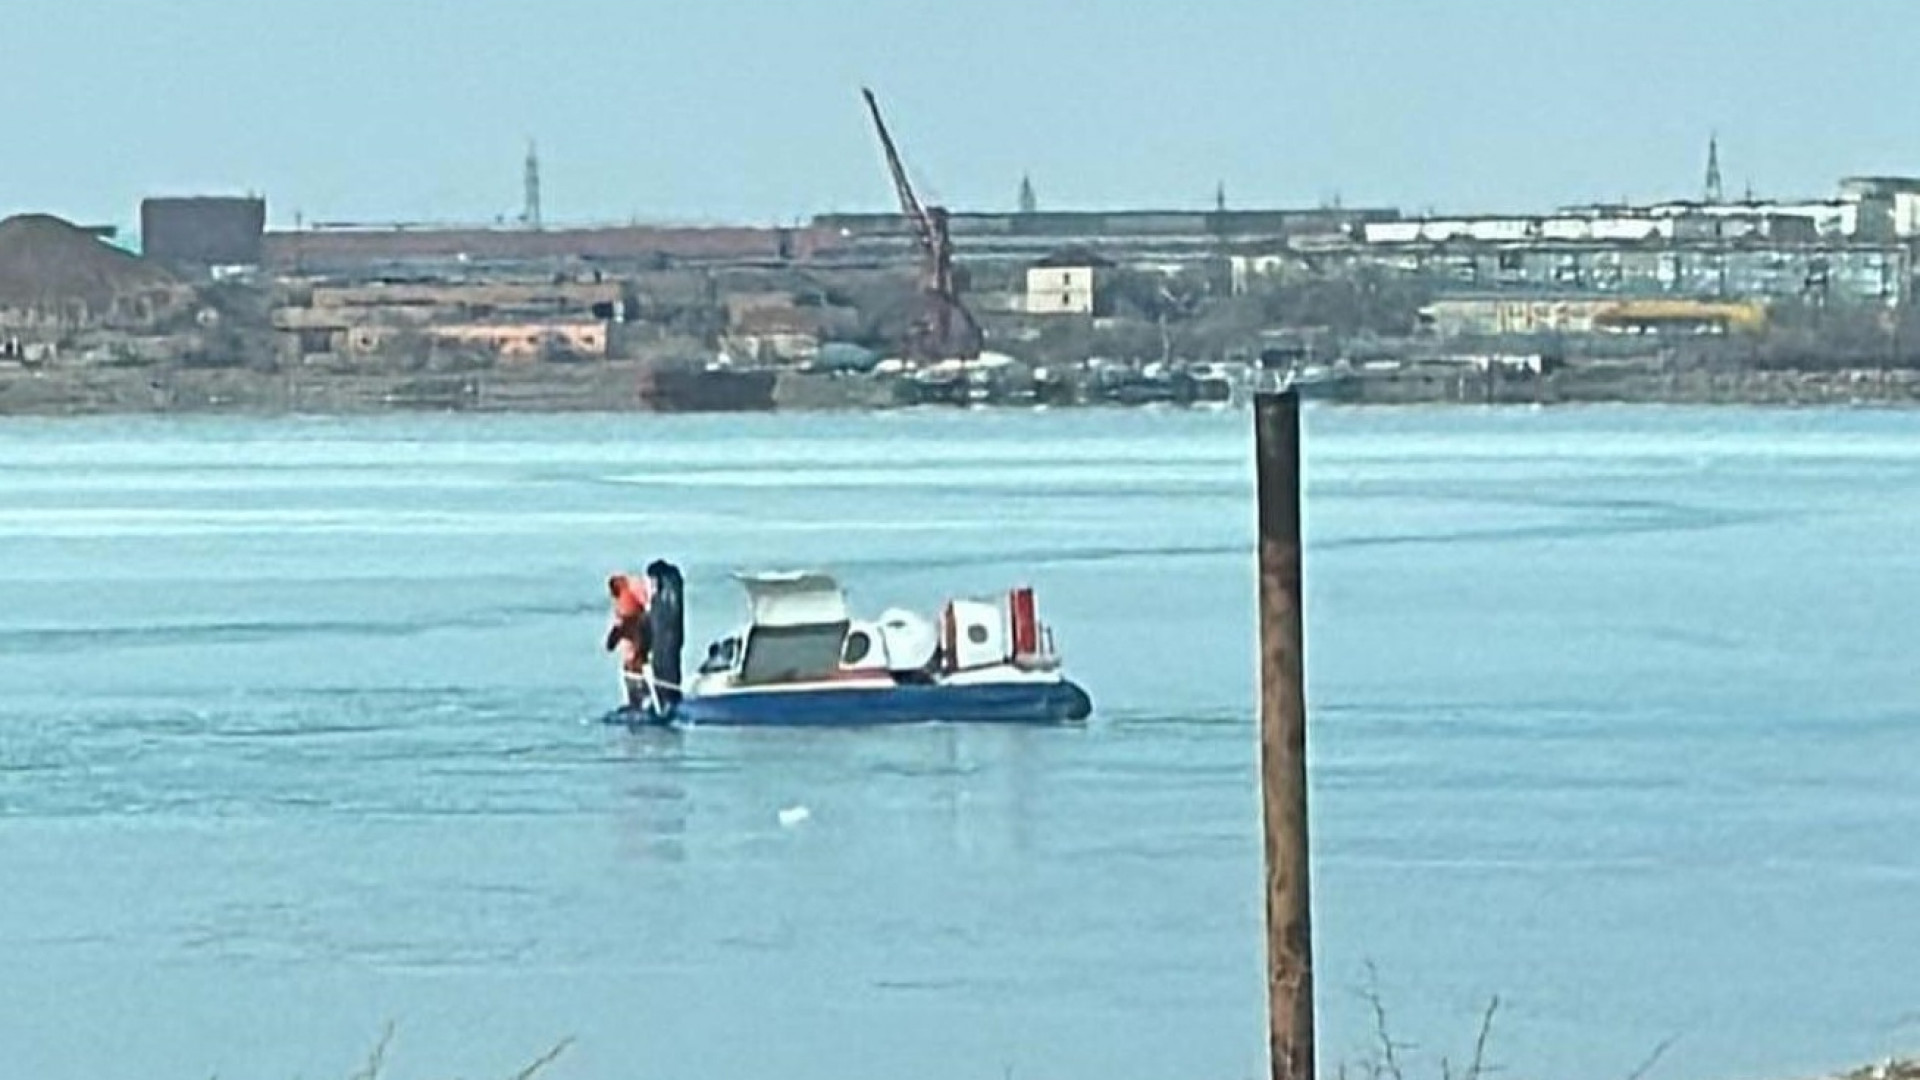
[693,572,1061,691]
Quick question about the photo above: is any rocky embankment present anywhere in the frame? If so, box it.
[7,359,1920,416]
[0,362,653,416]
[1346,363,1920,407]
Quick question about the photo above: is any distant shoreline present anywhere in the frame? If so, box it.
[3,361,1918,418]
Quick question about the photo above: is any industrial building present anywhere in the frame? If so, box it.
[815,207,1397,269]
[140,197,266,268]
[816,207,1396,241]
[1335,174,1920,307]
[1358,242,1907,304]
[260,223,836,274]
[270,275,629,362]
[120,157,1920,380]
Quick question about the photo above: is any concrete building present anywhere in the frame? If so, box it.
[1364,177,1917,251]
[272,274,628,361]
[1645,201,1848,241]
[1348,232,1906,304]
[140,197,266,268]
[1024,249,1109,315]
[1026,264,1096,314]
[816,207,1397,243]
[815,207,1398,273]
[1362,207,1840,246]
[307,279,624,320]
[1839,177,1920,237]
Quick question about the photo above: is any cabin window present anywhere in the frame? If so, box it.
[700,636,740,674]
[966,624,990,645]
[739,623,852,685]
[842,630,874,666]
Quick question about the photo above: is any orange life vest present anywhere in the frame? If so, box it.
[610,574,649,619]
[607,574,652,673]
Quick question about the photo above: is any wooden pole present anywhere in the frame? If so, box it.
[1256,386,1314,1080]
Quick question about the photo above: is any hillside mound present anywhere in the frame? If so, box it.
[0,214,179,312]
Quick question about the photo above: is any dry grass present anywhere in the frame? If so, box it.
[332,1022,572,1080]
[1335,961,1691,1080]
[1331,962,1919,1080]
[1338,961,1505,1080]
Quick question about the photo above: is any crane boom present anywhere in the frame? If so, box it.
[861,88,935,251]
[857,86,983,363]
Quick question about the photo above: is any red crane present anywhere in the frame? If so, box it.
[861,88,984,363]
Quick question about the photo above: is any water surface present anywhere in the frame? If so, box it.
[2,405,1916,1080]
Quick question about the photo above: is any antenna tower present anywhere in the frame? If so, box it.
[1704,133,1724,205]
[523,139,543,229]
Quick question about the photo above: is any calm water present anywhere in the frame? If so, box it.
[2,405,1916,1080]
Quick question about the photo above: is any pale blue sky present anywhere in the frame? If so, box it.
[8,0,1918,230]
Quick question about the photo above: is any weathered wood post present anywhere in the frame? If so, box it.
[1255,383,1314,1080]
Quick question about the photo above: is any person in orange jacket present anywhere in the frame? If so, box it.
[604,573,651,673]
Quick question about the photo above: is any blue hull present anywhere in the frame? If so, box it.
[609,678,1093,729]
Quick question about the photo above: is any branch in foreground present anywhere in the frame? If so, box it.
[349,1021,397,1080]
[1622,1033,1681,1080]
[505,1036,575,1080]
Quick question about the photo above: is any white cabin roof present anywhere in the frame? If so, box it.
[734,570,849,628]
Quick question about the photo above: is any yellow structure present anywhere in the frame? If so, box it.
[344,321,607,360]
[1592,299,1767,335]
[1421,295,1769,337]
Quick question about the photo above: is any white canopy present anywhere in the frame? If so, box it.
[734,570,850,628]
